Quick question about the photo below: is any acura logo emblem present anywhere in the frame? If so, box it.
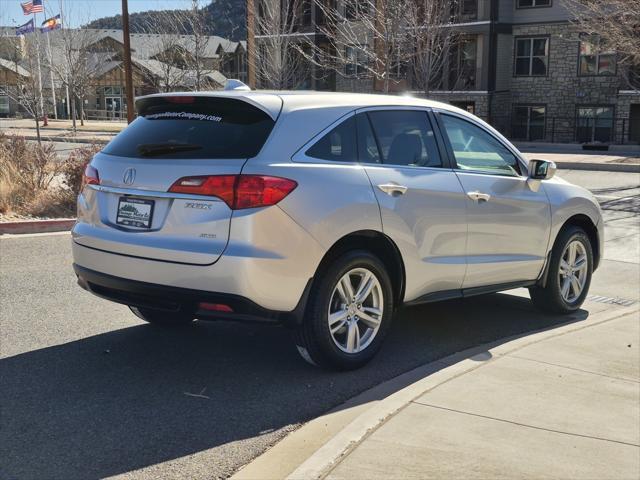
[123,168,136,185]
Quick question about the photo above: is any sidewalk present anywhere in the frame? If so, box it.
[0,118,123,145]
[520,152,640,173]
[234,304,639,480]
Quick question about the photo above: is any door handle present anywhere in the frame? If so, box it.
[377,182,408,196]
[467,191,491,203]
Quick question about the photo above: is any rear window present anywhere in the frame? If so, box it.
[102,96,275,159]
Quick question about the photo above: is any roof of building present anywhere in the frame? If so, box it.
[81,29,244,60]
[0,57,30,77]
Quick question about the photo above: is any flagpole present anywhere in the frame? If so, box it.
[45,29,57,119]
[33,11,45,119]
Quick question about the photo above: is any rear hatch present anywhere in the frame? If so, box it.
[73,95,278,265]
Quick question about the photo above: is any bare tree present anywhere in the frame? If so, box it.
[183,0,213,91]
[564,0,640,89]
[46,9,106,130]
[405,0,462,94]
[138,12,191,92]
[250,0,311,89]
[298,0,413,93]
[6,37,45,144]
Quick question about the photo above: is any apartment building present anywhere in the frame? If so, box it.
[261,0,639,144]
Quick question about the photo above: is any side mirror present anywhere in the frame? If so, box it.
[528,159,556,180]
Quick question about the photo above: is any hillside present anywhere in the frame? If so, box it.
[85,0,246,41]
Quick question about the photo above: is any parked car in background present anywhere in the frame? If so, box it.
[72,90,603,369]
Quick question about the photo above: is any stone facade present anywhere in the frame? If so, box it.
[503,24,625,143]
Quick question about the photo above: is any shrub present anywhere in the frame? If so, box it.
[60,144,102,196]
[0,135,100,218]
[0,135,61,215]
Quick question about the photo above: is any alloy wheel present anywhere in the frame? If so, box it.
[327,267,384,354]
[558,240,588,303]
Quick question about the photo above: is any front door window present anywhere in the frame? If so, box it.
[440,114,521,176]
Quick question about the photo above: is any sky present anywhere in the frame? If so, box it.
[0,0,198,28]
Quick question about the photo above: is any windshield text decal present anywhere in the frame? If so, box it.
[144,111,223,122]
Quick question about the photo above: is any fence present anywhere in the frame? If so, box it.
[52,108,129,122]
[482,115,640,146]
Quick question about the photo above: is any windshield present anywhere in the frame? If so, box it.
[102,96,275,159]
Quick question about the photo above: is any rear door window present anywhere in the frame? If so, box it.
[102,96,275,159]
[367,110,442,168]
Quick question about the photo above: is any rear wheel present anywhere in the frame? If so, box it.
[529,226,593,314]
[294,250,394,370]
[129,306,194,326]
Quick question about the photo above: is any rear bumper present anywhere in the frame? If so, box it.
[74,264,310,326]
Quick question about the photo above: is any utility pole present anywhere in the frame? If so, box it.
[122,0,135,123]
[246,0,256,89]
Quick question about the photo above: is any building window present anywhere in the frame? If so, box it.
[451,0,477,21]
[515,37,548,76]
[345,45,367,76]
[345,0,368,20]
[450,37,478,89]
[301,0,312,26]
[450,101,476,114]
[0,86,9,116]
[579,34,616,76]
[517,0,551,8]
[513,105,546,141]
[576,106,614,143]
[390,46,407,80]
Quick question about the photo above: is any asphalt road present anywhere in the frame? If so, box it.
[1,170,638,479]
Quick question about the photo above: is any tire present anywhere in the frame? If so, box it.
[129,306,195,326]
[529,226,593,314]
[293,250,395,370]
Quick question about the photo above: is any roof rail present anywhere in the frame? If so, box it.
[224,79,251,91]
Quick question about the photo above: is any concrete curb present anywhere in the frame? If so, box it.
[555,161,640,173]
[14,135,110,145]
[233,305,639,480]
[0,219,75,235]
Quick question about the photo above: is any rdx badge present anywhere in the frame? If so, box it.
[185,202,213,210]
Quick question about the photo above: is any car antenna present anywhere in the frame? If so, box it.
[224,79,251,91]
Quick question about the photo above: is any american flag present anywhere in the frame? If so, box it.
[21,0,44,15]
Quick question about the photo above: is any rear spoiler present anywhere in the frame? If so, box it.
[134,92,282,121]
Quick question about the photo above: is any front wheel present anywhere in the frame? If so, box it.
[294,250,394,370]
[129,306,195,326]
[529,226,593,314]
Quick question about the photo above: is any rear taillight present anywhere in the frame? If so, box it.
[169,175,236,206]
[82,164,100,188]
[168,175,297,210]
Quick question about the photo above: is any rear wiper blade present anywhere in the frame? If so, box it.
[137,143,203,156]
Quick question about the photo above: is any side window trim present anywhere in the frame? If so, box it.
[356,106,453,170]
[433,110,528,177]
[359,111,383,164]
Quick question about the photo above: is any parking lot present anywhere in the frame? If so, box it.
[1,169,638,479]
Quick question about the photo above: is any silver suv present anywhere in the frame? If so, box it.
[72,91,603,370]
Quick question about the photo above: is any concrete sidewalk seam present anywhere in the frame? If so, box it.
[507,354,640,384]
[285,306,639,480]
[410,401,640,448]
